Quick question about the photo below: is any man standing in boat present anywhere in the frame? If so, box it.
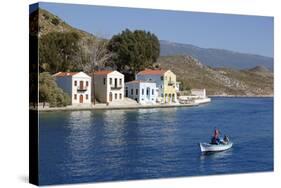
[211,128,220,144]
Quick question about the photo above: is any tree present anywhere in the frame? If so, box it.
[83,38,113,72]
[39,32,82,73]
[39,72,71,107]
[107,29,160,79]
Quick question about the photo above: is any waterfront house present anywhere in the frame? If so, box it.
[53,72,92,105]
[93,70,124,103]
[136,69,178,103]
[125,80,157,105]
[191,89,206,98]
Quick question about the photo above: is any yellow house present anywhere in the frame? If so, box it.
[136,69,178,103]
[163,70,177,103]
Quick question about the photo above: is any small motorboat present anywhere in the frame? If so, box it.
[199,142,233,152]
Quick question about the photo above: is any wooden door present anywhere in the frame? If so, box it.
[79,94,83,103]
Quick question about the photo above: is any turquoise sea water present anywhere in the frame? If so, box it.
[39,97,273,185]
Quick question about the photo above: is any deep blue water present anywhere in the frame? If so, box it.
[39,97,273,185]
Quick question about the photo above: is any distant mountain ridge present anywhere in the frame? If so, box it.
[160,40,273,70]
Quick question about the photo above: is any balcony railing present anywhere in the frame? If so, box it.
[77,86,88,91]
[111,85,122,90]
[168,82,175,86]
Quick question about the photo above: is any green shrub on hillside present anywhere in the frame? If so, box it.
[51,17,60,25]
[39,32,82,74]
[39,72,71,107]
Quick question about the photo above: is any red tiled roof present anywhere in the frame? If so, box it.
[137,69,167,75]
[94,70,113,75]
[126,80,155,84]
[53,72,79,77]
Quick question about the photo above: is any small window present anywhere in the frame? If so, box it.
[110,78,112,85]
[119,78,122,86]
[86,81,89,87]
[136,89,138,95]
[152,89,154,95]
[115,93,117,99]
[142,89,144,95]
[74,80,77,86]
[74,94,77,100]
[103,78,106,85]
[86,94,88,100]
[160,76,163,81]
[119,93,122,99]
[131,89,133,95]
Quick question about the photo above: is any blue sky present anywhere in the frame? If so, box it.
[36,2,273,57]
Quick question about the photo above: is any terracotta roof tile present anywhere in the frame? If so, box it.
[126,80,155,84]
[53,72,79,77]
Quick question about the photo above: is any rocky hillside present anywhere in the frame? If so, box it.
[156,56,273,96]
[30,8,99,63]
[30,8,95,39]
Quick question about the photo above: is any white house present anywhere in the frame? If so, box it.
[53,72,92,105]
[125,80,157,105]
[191,89,206,98]
[136,69,178,103]
[93,70,124,103]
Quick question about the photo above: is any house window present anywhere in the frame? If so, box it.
[142,89,144,95]
[74,80,77,86]
[114,78,117,87]
[103,78,106,85]
[74,94,77,100]
[86,81,89,87]
[160,76,163,80]
[125,87,128,97]
[115,93,117,99]
[147,88,150,95]
[131,89,133,95]
[119,78,122,86]
[119,93,122,99]
[86,94,88,100]
[152,89,154,95]
[79,81,83,89]
[136,89,139,95]
[110,78,112,85]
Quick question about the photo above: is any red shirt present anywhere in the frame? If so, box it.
[214,129,219,139]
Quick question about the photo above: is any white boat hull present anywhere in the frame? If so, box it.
[199,142,233,152]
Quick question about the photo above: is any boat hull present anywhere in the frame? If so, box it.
[199,142,233,152]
